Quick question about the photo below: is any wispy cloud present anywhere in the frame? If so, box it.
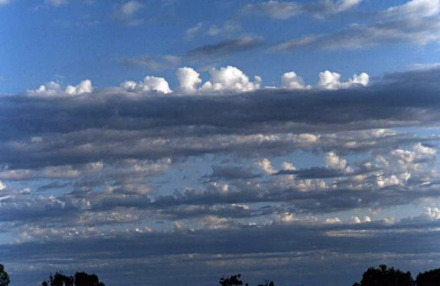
[273,0,440,51]
[243,0,361,19]
[186,37,264,59]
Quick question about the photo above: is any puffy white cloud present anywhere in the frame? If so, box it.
[325,217,341,224]
[351,216,371,224]
[65,80,93,95]
[0,180,5,191]
[325,152,347,170]
[199,66,262,94]
[122,76,172,94]
[318,71,369,89]
[425,207,440,220]
[281,71,308,89]
[258,158,277,175]
[27,80,93,97]
[176,67,202,94]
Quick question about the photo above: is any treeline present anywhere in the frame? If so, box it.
[1,263,440,285]
[353,264,440,286]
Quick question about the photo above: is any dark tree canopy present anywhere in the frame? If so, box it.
[416,268,440,286]
[0,264,10,286]
[41,271,104,286]
[353,265,414,286]
[219,274,274,286]
[220,274,244,286]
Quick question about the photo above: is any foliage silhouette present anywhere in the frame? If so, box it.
[353,264,414,286]
[0,264,10,286]
[41,271,105,286]
[219,274,274,286]
[416,268,440,286]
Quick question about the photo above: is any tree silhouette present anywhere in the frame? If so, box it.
[353,264,414,286]
[416,268,440,286]
[0,264,10,286]
[220,274,244,286]
[41,272,104,286]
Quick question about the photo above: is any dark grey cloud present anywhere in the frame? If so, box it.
[4,219,440,286]
[2,67,440,286]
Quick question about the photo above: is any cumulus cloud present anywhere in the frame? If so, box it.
[318,71,369,89]
[121,76,172,94]
[176,67,202,94]
[281,71,308,89]
[27,80,93,97]
[199,66,262,94]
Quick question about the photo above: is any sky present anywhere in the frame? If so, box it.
[1,0,440,285]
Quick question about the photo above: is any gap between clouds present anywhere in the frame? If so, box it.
[27,66,369,97]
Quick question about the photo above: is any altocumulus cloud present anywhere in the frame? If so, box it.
[3,66,440,286]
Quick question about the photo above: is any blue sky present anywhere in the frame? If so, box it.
[2,0,440,285]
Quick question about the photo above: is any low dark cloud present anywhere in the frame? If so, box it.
[2,67,440,286]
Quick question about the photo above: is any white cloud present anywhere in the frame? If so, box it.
[65,80,93,95]
[318,71,369,89]
[176,67,202,94]
[200,66,262,94]
[27,80,93,97]
[0,180,5,191]
[382,0,440,20]
[0,0,10,6]
[122,76,172,94]
[316,0,361,15]
[325,217,341,224]
[281,71,308,89]
[325,152,347,170]
[425,207,440,220]
[244,0,360,20]
[258,158,277,175]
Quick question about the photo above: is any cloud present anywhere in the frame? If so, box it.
[185,21,241,39]
[114,1,144,26]
[119,55,181,71]
[121,76,172,94]
[27,80,93,97]
[281,71,309,89]
[0,0,10,6]
[306,0,361,16]
[243,0,361,19]
[186,37,264,59]
[199,66,262,94]
[243,1,302,19]
[176,67,202,94]
[272,0,440,50]
[318,71,369,89]
[45,0,68,7]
